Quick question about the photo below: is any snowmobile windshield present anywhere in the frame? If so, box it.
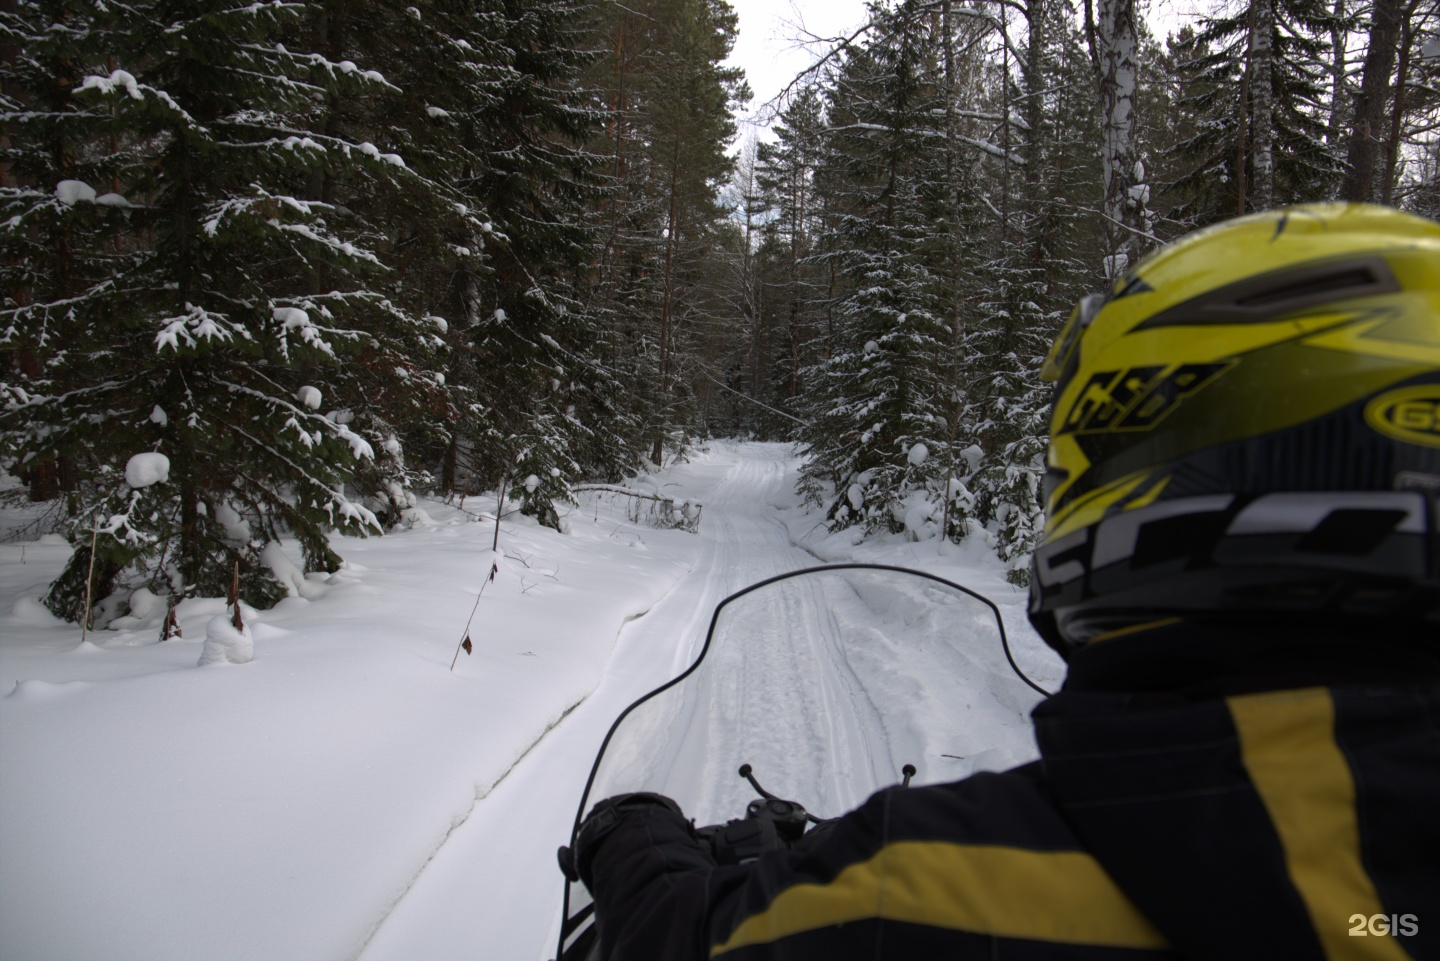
[558,564,1055,958]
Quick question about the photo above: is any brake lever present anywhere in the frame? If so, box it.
[738,764,819,831]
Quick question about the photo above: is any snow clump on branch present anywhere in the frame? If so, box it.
[125,453,170,488]
[55,180,97,206]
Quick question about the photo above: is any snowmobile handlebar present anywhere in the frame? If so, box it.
[695,761,914,864]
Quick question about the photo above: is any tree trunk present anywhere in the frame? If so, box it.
[1023,0,1048,185]
[943,0,963,335]
[654,136,681,466]
[787,165,804,401]
[1380,1,1418,205]
[1250,0,1274,210]
[1235,4,1252,216]
[1096,0,1140,279]
[1326,0,1348,144]
[1342,0,1404,201]
[442,433,459,497]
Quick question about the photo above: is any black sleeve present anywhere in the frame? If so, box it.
[587,801,716,961]
[586,792,891,961]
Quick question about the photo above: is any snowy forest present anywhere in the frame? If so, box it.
[3,0,1439,620]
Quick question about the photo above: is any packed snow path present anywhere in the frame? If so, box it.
[359,443,1051,961]
[359,443,817,961]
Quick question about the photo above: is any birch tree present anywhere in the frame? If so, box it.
[1250,0,1276,209]
[1093,0,1147,278]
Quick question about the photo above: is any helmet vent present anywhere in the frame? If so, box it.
[1234,267,1384,309]
[1134,256,1400,329]
[1131,512,1231,567]
[1295,509,1411,556]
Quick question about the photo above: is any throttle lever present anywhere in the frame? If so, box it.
[737,763,817,835]
[738,763,778,801]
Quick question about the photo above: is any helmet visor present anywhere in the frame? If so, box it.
[1042,292,1107,393]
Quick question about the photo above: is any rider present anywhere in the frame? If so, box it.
[564,203,1440,959]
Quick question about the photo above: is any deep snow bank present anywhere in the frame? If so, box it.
[0,467,703,961]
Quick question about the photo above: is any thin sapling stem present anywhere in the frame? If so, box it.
[80,520,99,643]
[450,473,509,671]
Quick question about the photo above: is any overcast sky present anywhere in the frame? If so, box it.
[723,0,870,143]
[722,0,1200,145]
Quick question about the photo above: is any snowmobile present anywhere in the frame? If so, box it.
[553,564,1054,961]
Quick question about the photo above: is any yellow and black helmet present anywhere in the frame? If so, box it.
[1028,203,1440,655]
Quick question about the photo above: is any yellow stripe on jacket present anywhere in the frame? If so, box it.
[711,842,1170,956]
[1228,687,1412,961]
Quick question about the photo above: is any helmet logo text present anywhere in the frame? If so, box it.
[1059,363,1230,435]
[1365,385,1440,449]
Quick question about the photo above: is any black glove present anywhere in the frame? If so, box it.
[557,792,684,888]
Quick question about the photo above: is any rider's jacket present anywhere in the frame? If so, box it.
[586,684,1440,960]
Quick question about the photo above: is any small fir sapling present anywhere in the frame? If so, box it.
[80,519,99,642]
[198,562,253,665]
[160,597,183,641]
[450,473,509,671]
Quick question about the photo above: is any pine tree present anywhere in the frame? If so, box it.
[950,0,1081,578]
[584,0,747,467]
[756,87,828,434]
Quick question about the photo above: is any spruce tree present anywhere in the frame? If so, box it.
[1,0,116,504]
[432,0,613,527]
[2,0,463,620]
[798,3,957,535]
[584,0,747,467]
[756,87,828,435]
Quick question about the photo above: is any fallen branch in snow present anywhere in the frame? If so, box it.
[572,485,702,533]
[503,548,558,580]
[572,483,664,498]
[798,521,830,542]
[696,371,808,426]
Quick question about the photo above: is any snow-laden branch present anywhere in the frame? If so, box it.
[215,377,375,462]
[273,221,384,266]
[226,421,381,531]
[77,69,202,129]
[155,304,254,352]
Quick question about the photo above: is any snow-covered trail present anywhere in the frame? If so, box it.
[0,441,1058,961]
[359,442,816,961]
